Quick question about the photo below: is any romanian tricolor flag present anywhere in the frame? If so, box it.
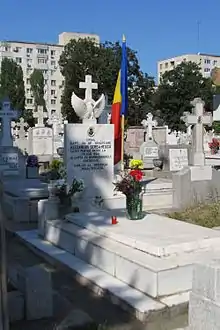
[111,36,128,165]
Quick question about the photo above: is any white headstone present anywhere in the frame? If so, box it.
[64,123,114,199]
[181,98,213,166]
[169,149,188,171]
[33,106,48,127]
[29,127,53,156]
[17,117,28,139]
[141,113,157,140]
[0,98,18,146]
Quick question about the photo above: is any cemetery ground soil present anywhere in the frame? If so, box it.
[168,202,220,228]
[4,229,188,330]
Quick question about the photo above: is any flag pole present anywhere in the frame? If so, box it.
[121,114,125,171]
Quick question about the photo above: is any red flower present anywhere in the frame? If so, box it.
[129,170,144,181]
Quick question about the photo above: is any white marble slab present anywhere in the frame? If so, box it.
[66,212,220,257]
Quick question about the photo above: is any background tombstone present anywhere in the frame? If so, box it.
[98,95,112,124]
[33,106,48,127]
[0,98,18,147]
[172,98,220,209]
[140,113,159,169]
[14,117,29,153]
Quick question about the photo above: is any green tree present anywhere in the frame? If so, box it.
[0,57,26,116]
[30,69,46,110]
[59,38,154,124]
[153,61,213,131]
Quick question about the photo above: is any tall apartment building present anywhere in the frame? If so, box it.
[0,32,100,120]
[157,53,220,84]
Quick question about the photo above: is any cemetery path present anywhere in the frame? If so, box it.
[4,229,187,330]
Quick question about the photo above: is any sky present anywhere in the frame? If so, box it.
[1,0,220,78]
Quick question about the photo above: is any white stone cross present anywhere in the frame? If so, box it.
[79,75,98,101]
[17,117,28,138]
[0,98,18,146]
[33,105,48,127]
[181,97,213,166]
[141,113,157,140]
[47,113,61,136]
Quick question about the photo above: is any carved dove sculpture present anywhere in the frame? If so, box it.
[71,92,105,120]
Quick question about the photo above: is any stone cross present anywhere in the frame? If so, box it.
[17,117,28,138]
[33,106,48,127]
[0,98,18,146]
[181,98,213,166]
[47,114,61,136]
[141,113,157,140]
[79,75,98,101]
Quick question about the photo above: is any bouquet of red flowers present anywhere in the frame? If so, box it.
[208,138,220,154]
[114,160,144,197]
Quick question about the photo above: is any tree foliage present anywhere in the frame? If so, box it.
[0,57,26,117]
[30,69,46,110]
[153,62,214,131]
[59,38,154,124]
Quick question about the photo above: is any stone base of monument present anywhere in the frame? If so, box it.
[16,212,220,322]
[2,177,49,223]
[172,166,220,209]
[74,178,173,213]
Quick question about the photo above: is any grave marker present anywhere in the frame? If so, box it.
[79,75,98,101]
[181,98,212,166]
[33,106,48,127]
[17,117,28,139]
[0,98,18,146]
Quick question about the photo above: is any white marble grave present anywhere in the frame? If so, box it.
[16,211,220,322]
[66,74,119,207]
[33,105,48,127]
[140,113,159,169]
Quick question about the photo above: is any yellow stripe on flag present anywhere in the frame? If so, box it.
[113,71,121,104]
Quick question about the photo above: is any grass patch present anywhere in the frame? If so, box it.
[168,202,220,228]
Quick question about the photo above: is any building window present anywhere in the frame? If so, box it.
[160,64,163,70]
[38,58,47,64]
[27,59,32,64]
[16,57,22,64]
[165,62,168,68]
[51,80,56,86]
[37,48,47,54]
[26,78,30,84]
[51,50,56,56]
[51,99,56,105]
[51,60,56,66]
[51,90,56,95]
[27,48,33,54]
[27,98,33,104]
[14,47,21,53]
[213,60,218,66]
[170,61,175,66]
[204,68,210,72]
[51,70,56,76]
[51,109,56,114]
[3,46,11,52]
[44,79,47,84]
[204,59,211,64]
[40,69,48,75]
[26,88,31,94]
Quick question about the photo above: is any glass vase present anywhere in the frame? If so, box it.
[126,192,144,220]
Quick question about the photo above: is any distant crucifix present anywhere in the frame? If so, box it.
[33,106,48,127]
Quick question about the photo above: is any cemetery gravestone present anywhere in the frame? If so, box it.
[66,74,114,200]
[29,127,53,161]
[15,117,29,153]
[173,98,220,209]
[33,106,48,127]
[169,148,188,171]
[0,98,18,146]
[140,113,159,169]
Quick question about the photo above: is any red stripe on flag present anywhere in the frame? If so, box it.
[111,102,121,165]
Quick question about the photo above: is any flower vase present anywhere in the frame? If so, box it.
[211,148,219,155]
[126,193,144,220]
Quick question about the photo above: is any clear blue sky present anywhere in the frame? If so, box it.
[0,0,220,78]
